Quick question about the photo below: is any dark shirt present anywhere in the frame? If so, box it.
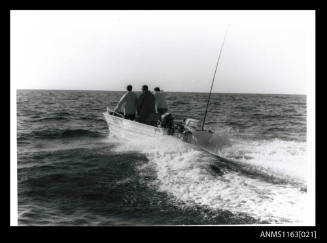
[137,90,156,123]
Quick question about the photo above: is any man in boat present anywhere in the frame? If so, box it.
[154,87,168,115]
[136,85,156,125]
[114,84,138,120]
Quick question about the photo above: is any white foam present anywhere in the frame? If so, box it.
[218,138,308,184]
[111,135,310,224]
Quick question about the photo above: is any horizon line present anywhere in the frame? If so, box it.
[16,88,306,96]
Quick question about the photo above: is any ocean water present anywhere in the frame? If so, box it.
[16,90,308,225]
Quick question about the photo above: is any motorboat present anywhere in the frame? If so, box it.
[103,107,213,145]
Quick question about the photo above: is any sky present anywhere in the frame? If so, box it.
[10,10,315,94]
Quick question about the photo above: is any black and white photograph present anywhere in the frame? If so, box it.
[11,10,315,227]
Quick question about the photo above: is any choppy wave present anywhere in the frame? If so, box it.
[18,129,105,140]
[34,116,70,122]
[16,90,309,225]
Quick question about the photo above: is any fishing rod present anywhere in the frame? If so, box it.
[201,27,229,131]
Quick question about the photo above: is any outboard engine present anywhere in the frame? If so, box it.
[184,118,201,131]
[161,112,174,135]
[176,118,201,143]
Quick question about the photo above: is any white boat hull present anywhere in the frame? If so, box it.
[103,112,167,140]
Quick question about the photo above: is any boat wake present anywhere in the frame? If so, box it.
[108,132,310,224]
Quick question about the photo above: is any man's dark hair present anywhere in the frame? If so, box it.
[154,87,160,92]
[142,85,148,91]
[126,85,132,91]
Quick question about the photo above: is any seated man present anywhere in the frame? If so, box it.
[114,85,138,120]
[136,85,156,125]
